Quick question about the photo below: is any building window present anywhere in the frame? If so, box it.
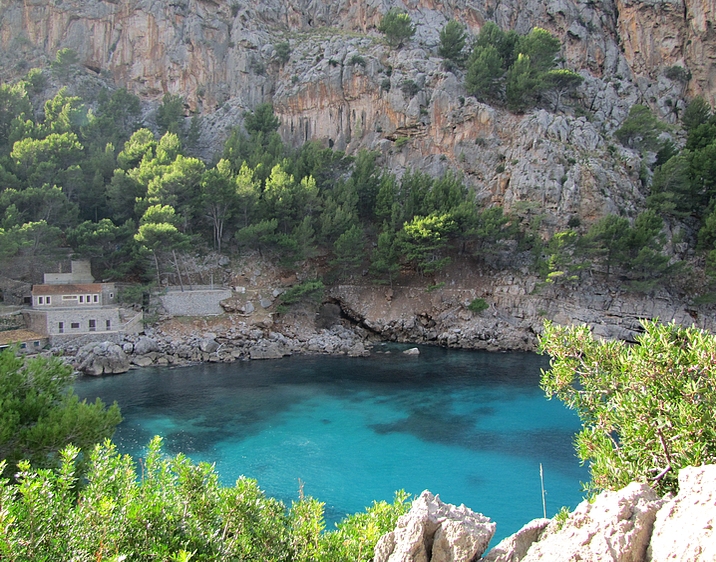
[59,322,64,334]
[38,296,44,305]
[20,343,26,349]
[70,322,80,329]
[46,296,51,305]
[33,341,40,347]
[106,319,111,330]
[109,293,114,299]
[93,294,99,303]
[89,319,96,332]
[79,295,84,303]
[86,295,91,303]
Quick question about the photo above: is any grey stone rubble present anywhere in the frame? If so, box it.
[384,464,716,562]
[102,323,372,368]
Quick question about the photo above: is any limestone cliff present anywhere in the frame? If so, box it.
[0,0,711,232]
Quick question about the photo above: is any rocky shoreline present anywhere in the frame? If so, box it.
[70,322,375,376]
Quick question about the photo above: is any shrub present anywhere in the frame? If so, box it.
[467,297,489,312]
[381,78,392,92]
[278,279,325,307]
[348,54,367,67]
[540,320,716,495]
[401,79,420,97]
[394,136,410,149]
[0,437,412,560]
[274,41,291,64]
[664,65,691,83]
[378,8,416,48]
[614,104,668,152]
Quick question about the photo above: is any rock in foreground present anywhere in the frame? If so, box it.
[374,490,495,562]
[382,465,716,562]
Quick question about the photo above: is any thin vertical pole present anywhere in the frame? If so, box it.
[540,463,547,518]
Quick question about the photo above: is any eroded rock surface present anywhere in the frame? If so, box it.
[75,341,130,376]
[374,490,495,562]
[647,465,716,562]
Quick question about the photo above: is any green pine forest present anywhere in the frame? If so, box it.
[0,27,715,299]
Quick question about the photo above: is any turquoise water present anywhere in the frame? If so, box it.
[75,344,587,541]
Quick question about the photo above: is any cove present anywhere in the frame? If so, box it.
[75,344,587,541]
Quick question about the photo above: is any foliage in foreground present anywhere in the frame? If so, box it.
[539,320,716,495]
[0,437,411,561]
[0,349,121,480]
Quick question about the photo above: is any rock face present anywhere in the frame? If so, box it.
[374,490,495,562]
[647,465,716,562]
[479,465,716,562]
[518,482,663,562]
[483,519,551,562]
[75,341,130,376]
[0,0,712,233]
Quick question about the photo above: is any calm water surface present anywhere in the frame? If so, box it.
[75,344,586,541]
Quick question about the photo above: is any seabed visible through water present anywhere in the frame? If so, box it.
[76,343,587,541]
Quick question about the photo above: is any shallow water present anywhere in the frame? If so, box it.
[75,344,587,541]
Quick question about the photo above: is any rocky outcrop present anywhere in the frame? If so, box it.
[517,482,663,562]
[0,0,711,232]
[377,465,716,562]
[74,341,130,376]
[329,266,714,351]
[647,465,716,562]
[482,519,551,562]
[374,490,495,562]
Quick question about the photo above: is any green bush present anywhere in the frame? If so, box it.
[348,54,367,67]
[278,279,325,306]
[467,297,488,312]
[540,320,716,495]
[401,79,420,97]
[394,136,410,149]
[0,438,412,560]
[614,104,668,152]
[378,9,416,48]
[274,41,291,64]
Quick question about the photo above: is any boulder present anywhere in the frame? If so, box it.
[133,335,159,356]
[520,482,663,562]
[374,490,495,562]
[249,341,290,360]
[403,347,420,355]
[75,341,130,376]
[131,355,154,367]
[647,465,716,562]
[199,337,219,353]
[483,518,551,562]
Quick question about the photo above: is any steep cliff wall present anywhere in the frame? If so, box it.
[0,0,710,231]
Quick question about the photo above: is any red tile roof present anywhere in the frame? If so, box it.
[32,284,103,295]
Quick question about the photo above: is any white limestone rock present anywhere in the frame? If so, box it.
[374,490,495,562]
[647,465,716,562]
[75,341,130,376]
[483,518,551,562]
[520,482,663,562]
[403,347,420,355]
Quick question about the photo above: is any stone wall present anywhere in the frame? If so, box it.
[157,288,233,317]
